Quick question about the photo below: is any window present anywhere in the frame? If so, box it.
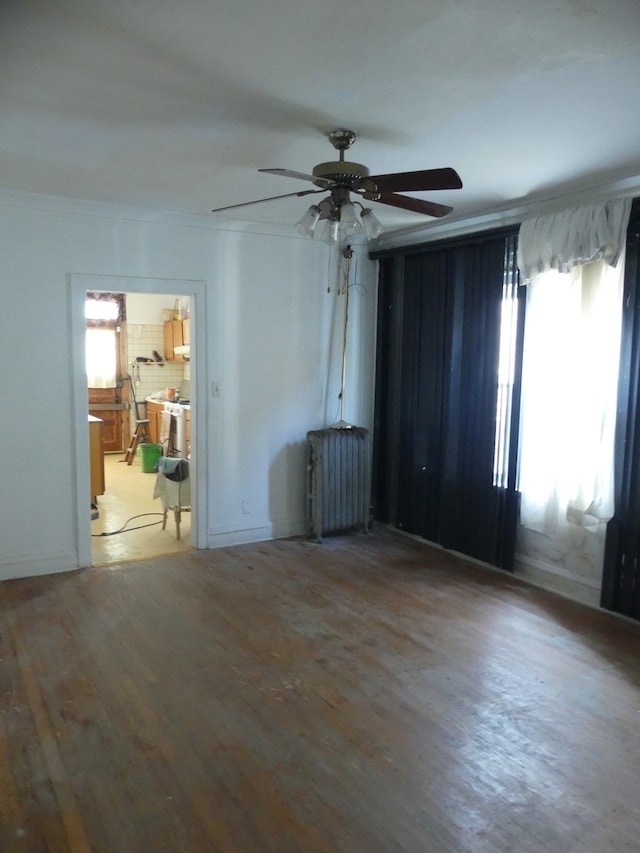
[86,328,117,388]
[492,235,520,488]
[85,294,123,388]
[85,299,119,322]
[515,199,631,535]
[518,259,623,533]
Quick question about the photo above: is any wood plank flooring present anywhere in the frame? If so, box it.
[1,529,639,852]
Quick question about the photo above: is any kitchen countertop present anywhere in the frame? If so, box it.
[146,396,190,410]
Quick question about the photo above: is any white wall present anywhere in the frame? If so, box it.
[514,524,605,607]
[0,193,378,580]
[125,292,187,325]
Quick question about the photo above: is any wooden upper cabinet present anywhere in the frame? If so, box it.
[163,320,174,361]
[163,319,186,361]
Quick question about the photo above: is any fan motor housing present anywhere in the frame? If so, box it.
[312,160,370,188]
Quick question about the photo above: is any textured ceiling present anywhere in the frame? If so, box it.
[2,0,640,235]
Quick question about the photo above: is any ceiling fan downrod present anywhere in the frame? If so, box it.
[327,129,357,157]
[312,129,376,198]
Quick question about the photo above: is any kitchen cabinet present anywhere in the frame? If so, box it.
[163,319,188,361]
[88,387,124,453]
[89,415,105,503]
[146,400,165,445]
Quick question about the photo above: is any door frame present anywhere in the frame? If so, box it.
[70,273,208,566]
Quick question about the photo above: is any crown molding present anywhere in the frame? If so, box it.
[371,174,640,253]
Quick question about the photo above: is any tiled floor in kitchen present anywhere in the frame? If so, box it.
[91,453,191,566]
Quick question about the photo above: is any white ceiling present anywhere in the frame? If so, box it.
[2,0,640,236]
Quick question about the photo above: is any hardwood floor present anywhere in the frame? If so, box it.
[1,529,639,852]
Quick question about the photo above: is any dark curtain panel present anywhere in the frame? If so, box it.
[438,240,510,562]
[373,252,450,542]
[396,251,450,542]
[602,200,640,620]
[372,257,400,527]
[372,229,521,570]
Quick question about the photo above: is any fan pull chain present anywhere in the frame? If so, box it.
[338,246,353,423]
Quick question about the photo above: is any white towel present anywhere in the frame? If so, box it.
[159,410,172,453]
[153,473,191,510]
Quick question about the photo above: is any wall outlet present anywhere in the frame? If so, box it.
[211,380,221,397]
[241,499,251,514]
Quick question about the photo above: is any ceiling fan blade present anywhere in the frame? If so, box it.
[259,168,335,189]
[211,188,324,213]
[369,167,462,193]
[377,193,453,218]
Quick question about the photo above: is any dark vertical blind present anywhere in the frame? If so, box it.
[372,228,521,570]
[397,251,450,542]
[602,200,640,620]
[438,240,510,561]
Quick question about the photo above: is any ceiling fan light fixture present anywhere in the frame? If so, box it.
[296,204,321,236]
[339,201,361,234]
[360,207,383,239]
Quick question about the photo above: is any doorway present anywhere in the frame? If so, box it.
[86,291,194,565]
[71,274,207,570]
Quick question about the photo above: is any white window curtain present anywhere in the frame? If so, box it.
[517,198,631,535]
[86,328,117,388]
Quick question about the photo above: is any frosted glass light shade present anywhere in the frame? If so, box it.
[339,202,361,233]
[296,205,321,236]
[360,208,383,239]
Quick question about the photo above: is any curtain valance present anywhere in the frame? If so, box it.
[517,198,632,284]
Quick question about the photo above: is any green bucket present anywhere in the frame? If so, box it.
[139,443,162,473]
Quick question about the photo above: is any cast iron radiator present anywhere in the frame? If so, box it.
[306,427,371,541]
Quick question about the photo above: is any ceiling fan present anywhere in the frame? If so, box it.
[211,129,463,240]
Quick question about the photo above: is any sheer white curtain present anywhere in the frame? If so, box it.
[517,199,631,535]
[86,328,117,388]
[85,296,119,389]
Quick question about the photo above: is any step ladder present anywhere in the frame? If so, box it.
[123,419,151,465]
